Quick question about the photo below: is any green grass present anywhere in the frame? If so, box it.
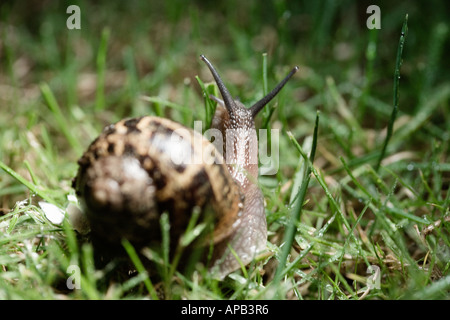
[0,1,449,300]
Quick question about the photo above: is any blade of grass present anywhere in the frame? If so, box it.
[171,207,212,279]
[292,136,352,233]
[260,53,282,153]
[95,27,110,111]
[358,28,379,120]
[375,14,408,172]
[262,53,269,96]
[327,263,357,299]
[62,218,79,258]
[80,243,98,295]
[411,274,450,299]
[265,211,337,299]
[123,46,142,117]
[0,160,56,206]
[273,111,319,287]
[40,83,82,153]
[261,52,273,130]
[195,76,217,130]
[289,136,312,206]
[337,199,373,267]
[327,76,363,135]
[23,160,39,186]
[418,22,448,107]
[122,239,158,299]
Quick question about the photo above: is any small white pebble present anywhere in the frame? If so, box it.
[39,201,65,225]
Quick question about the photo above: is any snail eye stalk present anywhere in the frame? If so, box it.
[250,66,299,118]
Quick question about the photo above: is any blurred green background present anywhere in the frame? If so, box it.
[2,1,448,115]
[2,1,448,126]
[1,0,449,203]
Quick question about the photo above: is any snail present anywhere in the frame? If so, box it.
[73,55,298,279]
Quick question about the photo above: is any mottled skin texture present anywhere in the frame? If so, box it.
[73,56,297,279]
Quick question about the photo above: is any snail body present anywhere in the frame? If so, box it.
[73,55,298,279]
